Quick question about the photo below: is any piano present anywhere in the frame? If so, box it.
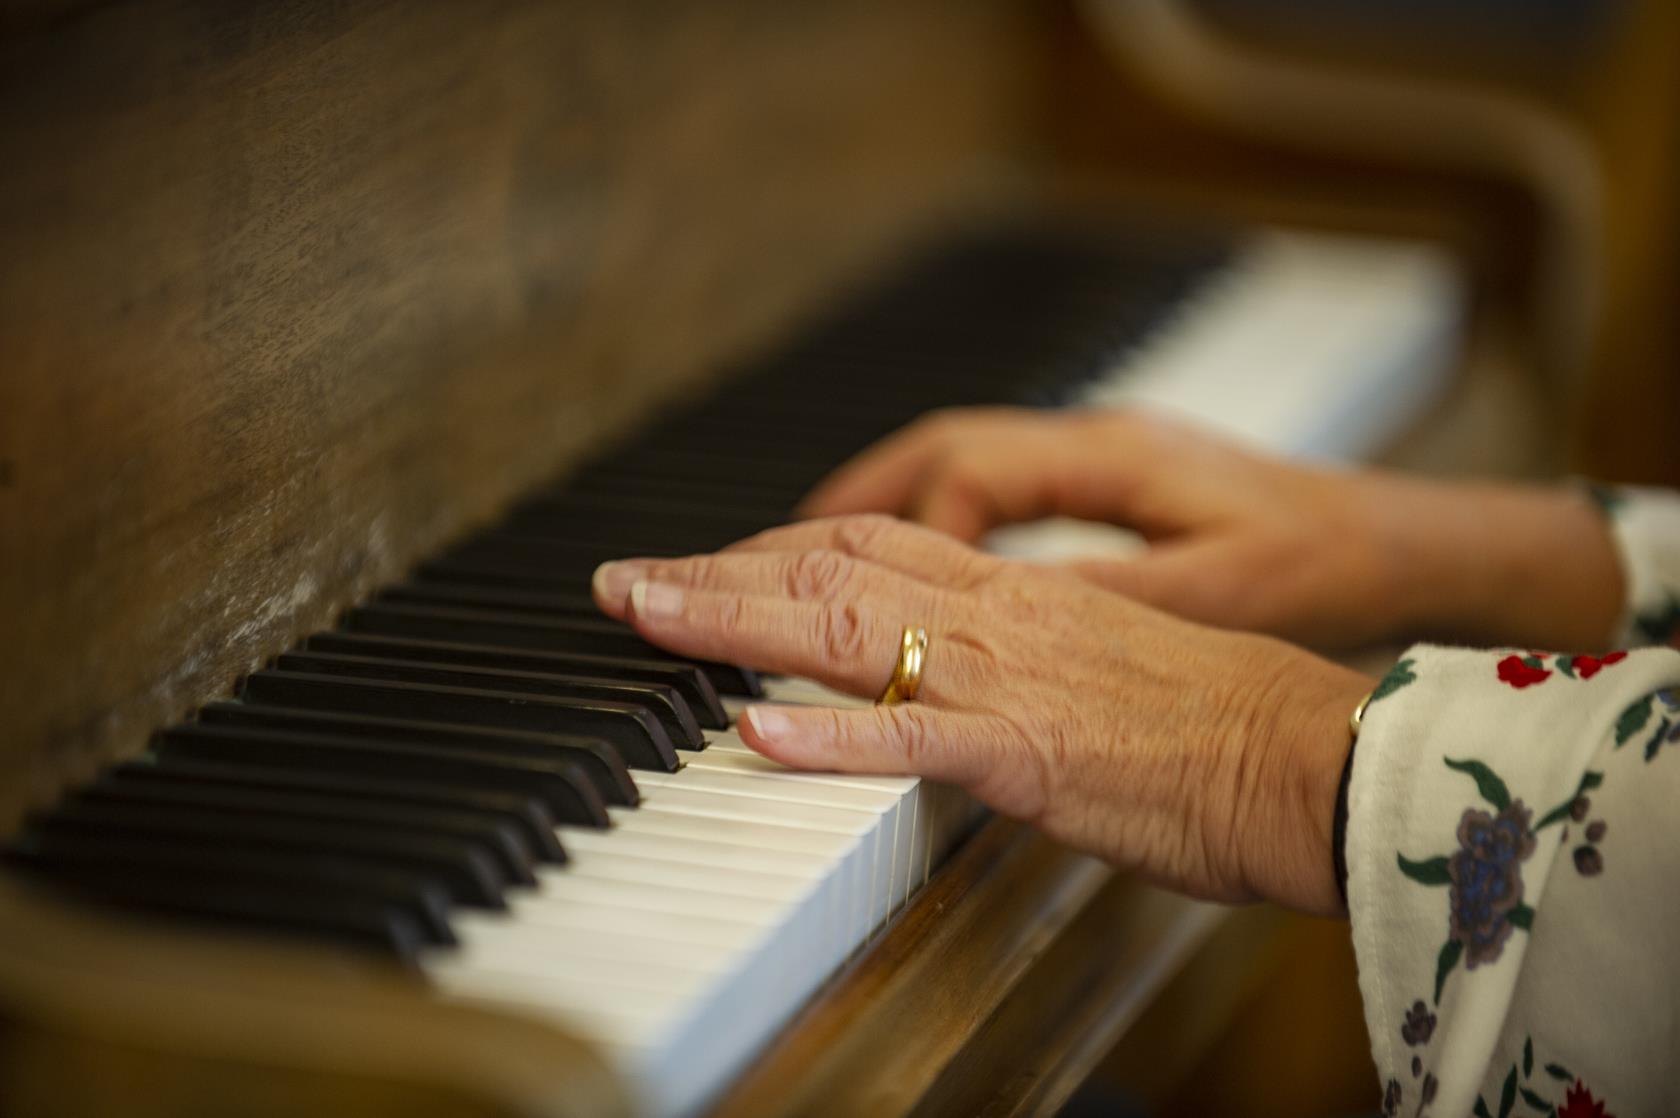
[0,4,1472,1116]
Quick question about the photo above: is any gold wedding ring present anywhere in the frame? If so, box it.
[877,626,928,706]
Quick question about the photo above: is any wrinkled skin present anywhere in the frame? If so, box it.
[594,515,1369,917]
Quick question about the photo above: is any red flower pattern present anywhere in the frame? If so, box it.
[1573,651,1628,679]
[1556,1078,1613,1118]
[1496,650,1628,688]
[1497,655,1552,689]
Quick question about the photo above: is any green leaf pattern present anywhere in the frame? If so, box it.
[1370,657,1418,704]
[1444,757,1511,811]
[1397,853,1451,886]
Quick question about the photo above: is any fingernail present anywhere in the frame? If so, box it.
[630,580,683,619]
[745,705,794,742]
[592,561,647,603]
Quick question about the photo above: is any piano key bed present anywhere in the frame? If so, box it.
[5,222,1461,1117]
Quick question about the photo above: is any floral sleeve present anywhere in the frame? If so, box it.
[1346,641,1680,1118]
[1597,484,1680,648]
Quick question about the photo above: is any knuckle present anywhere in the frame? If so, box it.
[941,629,1005,691]
[832,513,898,557]
[810,706,848,746]
[710,591,746,635]
[993,713,1058,825]
[919,406,967,438]
[818,602,870,664]
[786,549,854,600]
[933,450,980,486]
[889,704,937,767]
[929,455,990,504]
[675,552,726,588]
[980,567,1051,620]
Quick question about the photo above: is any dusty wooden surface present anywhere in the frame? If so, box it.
[0,0,1039,834]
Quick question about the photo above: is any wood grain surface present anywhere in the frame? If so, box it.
[0,0,1039,834]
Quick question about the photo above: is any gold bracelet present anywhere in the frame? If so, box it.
[1348,689,1375,740]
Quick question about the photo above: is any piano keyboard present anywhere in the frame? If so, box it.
[6,222,1462,1117]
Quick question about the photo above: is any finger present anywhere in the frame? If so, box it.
[1063,541,1253,625]
[739,702,1004,788]
[817,425,1115,543]
[794,418,952,519]
[591,547,954,622]
[905,430,1132,541]
[906,454,1006,541]
[624,582,965,702]
[717,515,1002,590]
[906,410,1223,542]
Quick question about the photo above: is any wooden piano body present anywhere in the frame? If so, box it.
[3,2,1673,1114]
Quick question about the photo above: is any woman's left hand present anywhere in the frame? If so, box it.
[592,515,1372,917]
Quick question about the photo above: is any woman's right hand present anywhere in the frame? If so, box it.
[799,407,1625,651]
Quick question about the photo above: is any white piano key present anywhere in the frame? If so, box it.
[454,893,762,948]
[445,912,742,971]
[598,803,865,974]
[720,685,941,907]
[557,827,840,941]
[434,934,721,991]
[555,825,832,879]
[432,965,687,1043]
[558,847,815,902]
[678,743,919,914]
[1078,229,1462,462]
[637,763,904,929]
[629,782,884,949]
[510,871,788,925]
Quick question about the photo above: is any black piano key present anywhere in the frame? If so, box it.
[73,777,539,886]
[428,540,687,590]
[376,582,602,618]
[106,756,567,863]
[241,670,680,771]
[418,554,618,588]
[272,651,704,751]
[164,717,619,824]
[560,449,834,495]
[547,468,801,515]
[7,854,428,963]
[443,534,687,579]
[299,632,730,731]
[196,703,631,809]
[30,801,508,909]
[599,424,887,475]
[7,830,456,946]
[342,603,763,698]
[506,491,779,541]
[481,516,760,557]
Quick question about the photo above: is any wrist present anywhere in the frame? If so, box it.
[1367,477,1624,650]
[1241,643,1373,917]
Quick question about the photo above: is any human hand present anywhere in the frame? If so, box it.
[593,516,1372,917]
[799,407,1624,651]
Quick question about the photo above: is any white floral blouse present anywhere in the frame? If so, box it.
[1347,487,1680,1118]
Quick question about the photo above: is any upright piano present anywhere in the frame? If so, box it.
[0,3,1473,1115]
